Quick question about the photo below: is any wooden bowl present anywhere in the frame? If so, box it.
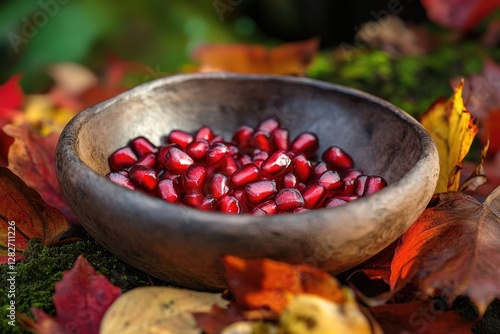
[56,73,439,290]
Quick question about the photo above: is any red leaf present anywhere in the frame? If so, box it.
[26,255,122,334]
[421,0,500,31]
[371,300,477,333]
[0,75,24,166]
[3,124,77,223]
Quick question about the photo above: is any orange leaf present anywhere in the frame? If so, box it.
[3,124,77,223]
[192,38,319,75]
[390,188,500,315]
[0,167,69,263]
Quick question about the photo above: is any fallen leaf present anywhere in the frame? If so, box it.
[351,240,399,284]
[390,188,500,314]
[22,255,122,334]
[421,0,500,32]
[194,304,247,334]
[371,300,477,333]
[100,286,227,334]
[420,80,478,193]
[459,141,488,193]
[23,95,77,136]
[0,167,69,263]
[0,74,24,166]
[484,108,500,154]
[192,38,319,75]
[3,124,77,223]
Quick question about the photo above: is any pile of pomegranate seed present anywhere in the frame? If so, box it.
[106,118,387,215]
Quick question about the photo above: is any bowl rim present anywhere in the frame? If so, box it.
[56,72,439,227]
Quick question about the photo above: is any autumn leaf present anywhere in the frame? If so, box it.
[22,255,122,334]
[371,300,477,333]
[421,0,500,32]
[191,38,319,75]
[420,80,478,193]
[0,74,24,166]
[390,187,500,314]
[3,124,77,223]
[100,287,227,334]
[0,167,69,263]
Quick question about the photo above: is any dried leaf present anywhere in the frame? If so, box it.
[3,124,77,223]
[420,80,478,193]
[192,38,319,75]
[100,286,227,334]
[421,0,500,31]
[459,141,488,192]
[390,189,500,314]
[371,300,477,333]
[0,74,24,166]
[0,167,68,263]
[351,240,398,284]
[22,255,121,334]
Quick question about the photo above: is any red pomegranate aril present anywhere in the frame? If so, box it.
[210,135,224,145]
[164,147,194,174]
[354,175,369,197]
[129,136,157,157]
[252,130,273,152]
[318,170,343,191]
[157,144,177,168]
[219,195,242,214]
[195,126,214,141]
[221,155,238,176]
[207,142,229,165]
[292,154,313,183]
[258,117,281,133]
[239,154,252,165]
[231,163,261,188]
[272,128,290,151]
[325,197,349,208]
[226,143,239,155]
[334,195,359,202]
[167,130,193,150]
[198,195,217,211]
[183,189,205,207]
[245,180,277,204]
[297,182,307,191]
[253,149,269,162]
[343,169,363,182]
[275,188,305,211]
[135,153,157,169]
[253,159,264,168]
[128,165,158,192]
[232,125,254,151]
[357,175,387,196]
[207,173,230,199]
[118,170,128,176]
[251,200,277,215]
[109,147,137,171]
[158,178,180,203]
[322,146,354,170]
[314,162,329,179]
[282,172,298,189]
[294,207,310,213]
[343,179,356,195]
[106,172,136,190]
[186,139,209,160]
[184,165,207,190]
[301,184,327,209]
[261,150,292,178]
[291,132,319,158]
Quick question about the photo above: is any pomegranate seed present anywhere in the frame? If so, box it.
[118,170,128,176]
[207,142,229,165]
[251,200,277,215]
[198,195,217,211]
[272,128,290,151]
[221,155,238,176]
[261,150,291,178]
[231,163,261,188]
[239,155,252,165]
[106,172,136,190]
[210,135,224,145]
[314,162,329,179]
[355,175,387,196]
[253,150,269,162]
[343,169,363,182]
[294,207,310,213]
[167,130,193,150]
[135,153,157,169]
[297,182,307,191]
[322,146,354,170]
[128,165,158,192]
[226,143,239,155]
[232,125,254,152]
[253,159,264,168]
[158,178,180,202]
[282,172,298,188]
[292,155,312,183]
[164,147,194,174]
[219,195,242,214]
[184,165,207,190]
[157,144,177,168]
[245,180,277,204]
[195,126,214,141]
[317,171,343,191]
[354,175,368,197]
[109,147,137,171]
[252,130,273,152]
[334,195,359,202]
[291,132,319,158]
[275,188,305,211]
[257,117,280,133]
[232,189,249,212]
[207,173,230,199]
[183,189,205,207]
[186,139,209,161]
[301,184,327,209]
[129,136,157,157]
[343,179,356,195]
[325,197,349,208]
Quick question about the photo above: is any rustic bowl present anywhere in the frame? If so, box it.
[56,73,439,290]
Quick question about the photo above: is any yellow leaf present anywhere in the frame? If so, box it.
[420,80,478,193]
